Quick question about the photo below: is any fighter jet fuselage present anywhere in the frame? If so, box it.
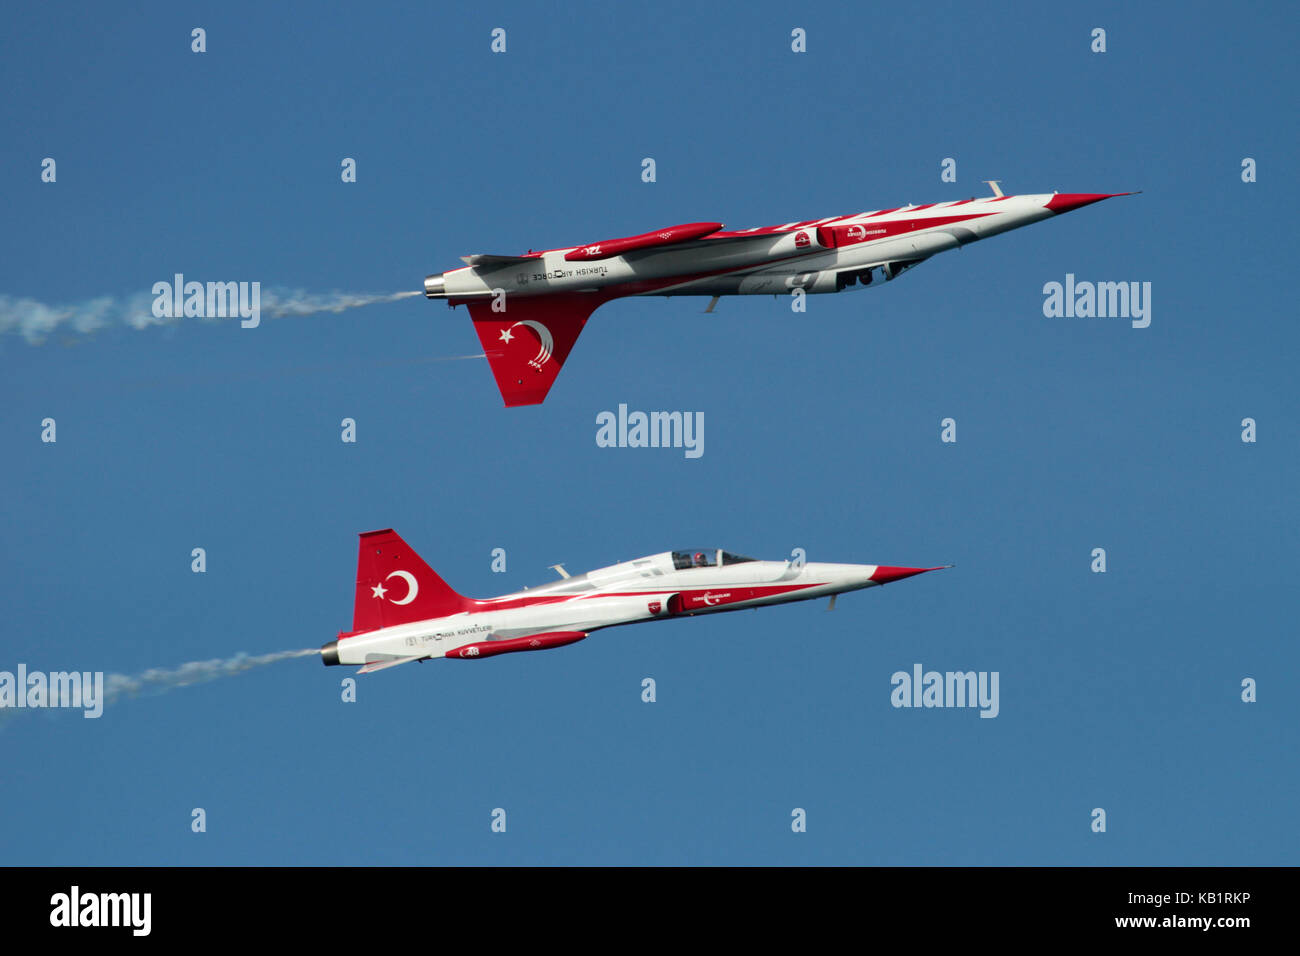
[321,530,944,674]
[424,191,1133,406]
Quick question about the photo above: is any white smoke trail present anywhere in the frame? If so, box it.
[101,648,320,705]
[0,649,319,728]
[0,288,423,344]
[261,289,422,318]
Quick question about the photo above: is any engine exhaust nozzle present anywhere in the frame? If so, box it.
[423,273,446,298]
[320,640,340,666]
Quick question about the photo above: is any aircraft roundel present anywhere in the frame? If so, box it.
[385,570,419,605]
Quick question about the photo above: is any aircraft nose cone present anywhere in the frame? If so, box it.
[1044,192,1133,214]
[869,565,949,584]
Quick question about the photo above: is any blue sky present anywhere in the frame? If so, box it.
[1,0,1295,864]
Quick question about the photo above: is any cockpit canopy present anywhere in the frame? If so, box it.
[671,549,756,570]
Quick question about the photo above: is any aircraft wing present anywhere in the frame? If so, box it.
[467,292,609,407]
[461,254,537,268]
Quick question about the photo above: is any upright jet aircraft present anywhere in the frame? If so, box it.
[423,188,1134,406]
[321,529,946,674]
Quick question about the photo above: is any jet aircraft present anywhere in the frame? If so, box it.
[321,530,946,674]
[423,187,1134,405]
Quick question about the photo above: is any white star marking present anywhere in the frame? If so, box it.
[371,582,387,599]
[498,328,514,343]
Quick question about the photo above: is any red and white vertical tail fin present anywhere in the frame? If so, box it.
[467,292,608,407]
[351,529,468,632]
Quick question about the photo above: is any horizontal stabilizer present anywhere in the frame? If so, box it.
[357,655,427,675]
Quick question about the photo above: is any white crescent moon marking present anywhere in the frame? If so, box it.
[386,570,419,605]
[509,320,554,369]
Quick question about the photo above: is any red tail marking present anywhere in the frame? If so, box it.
[468,292,609,407]
[350,529,469,634]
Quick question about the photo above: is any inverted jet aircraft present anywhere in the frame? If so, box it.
[424,188,1134,406]
[320,529,946,674]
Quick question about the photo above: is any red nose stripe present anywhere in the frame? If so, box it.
[1044,192,1135,214]
[869,565,946,584]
